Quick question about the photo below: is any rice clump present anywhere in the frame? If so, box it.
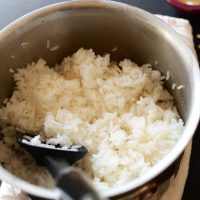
[0,48,184,191]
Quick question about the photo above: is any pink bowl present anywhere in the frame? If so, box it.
[166,0,200,14]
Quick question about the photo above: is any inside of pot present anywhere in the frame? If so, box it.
[0,7,191,120]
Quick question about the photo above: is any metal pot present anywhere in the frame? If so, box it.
[0,0,199,199]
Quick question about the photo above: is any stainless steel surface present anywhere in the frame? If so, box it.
[0,0,199,199]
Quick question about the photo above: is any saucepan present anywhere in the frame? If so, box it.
[0,0,199,199]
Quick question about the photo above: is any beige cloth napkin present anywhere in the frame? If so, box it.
[0,15,195,200]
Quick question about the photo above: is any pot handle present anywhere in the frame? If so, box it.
[45,156,103,200]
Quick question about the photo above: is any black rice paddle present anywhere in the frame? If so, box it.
[16,132,102,200]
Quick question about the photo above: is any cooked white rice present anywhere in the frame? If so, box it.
[172,83,177,90]
[166,70,170,80]
[0,48,183,190]
[22,135,80,151]
[177,85,184,90]
[49,45,59,51]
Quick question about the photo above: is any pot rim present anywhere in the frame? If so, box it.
[0,0,200,199]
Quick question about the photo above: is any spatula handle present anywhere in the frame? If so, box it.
[45,156,102,200]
